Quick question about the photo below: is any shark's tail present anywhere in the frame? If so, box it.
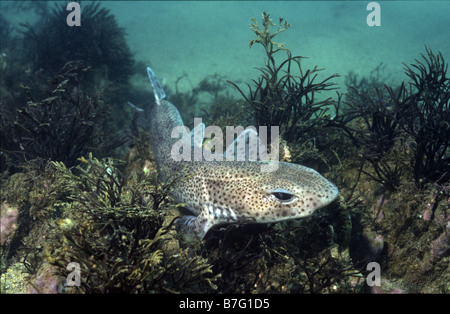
[147,66,166,105]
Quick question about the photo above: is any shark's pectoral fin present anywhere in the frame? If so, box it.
[177,210,214,240]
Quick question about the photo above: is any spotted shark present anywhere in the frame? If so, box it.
[144,67,338,239]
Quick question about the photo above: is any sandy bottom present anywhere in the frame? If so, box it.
[3,1,449,102]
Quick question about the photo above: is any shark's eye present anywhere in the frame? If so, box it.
[270,189,296,204]
[272,192,293,201]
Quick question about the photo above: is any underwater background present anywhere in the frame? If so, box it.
[0,1,449,295]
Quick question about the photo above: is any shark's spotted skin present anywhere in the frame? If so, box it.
[146,67,338,239]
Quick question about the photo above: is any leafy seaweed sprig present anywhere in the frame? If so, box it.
[249,12,291,70]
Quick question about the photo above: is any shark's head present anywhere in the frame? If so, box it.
[227,161,338,223]
[187,160,339,234]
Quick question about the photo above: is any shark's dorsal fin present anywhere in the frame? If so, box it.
[147,67,166,105]
[224,128,268,161]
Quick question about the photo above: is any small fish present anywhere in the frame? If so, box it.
[145,67,338,239]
